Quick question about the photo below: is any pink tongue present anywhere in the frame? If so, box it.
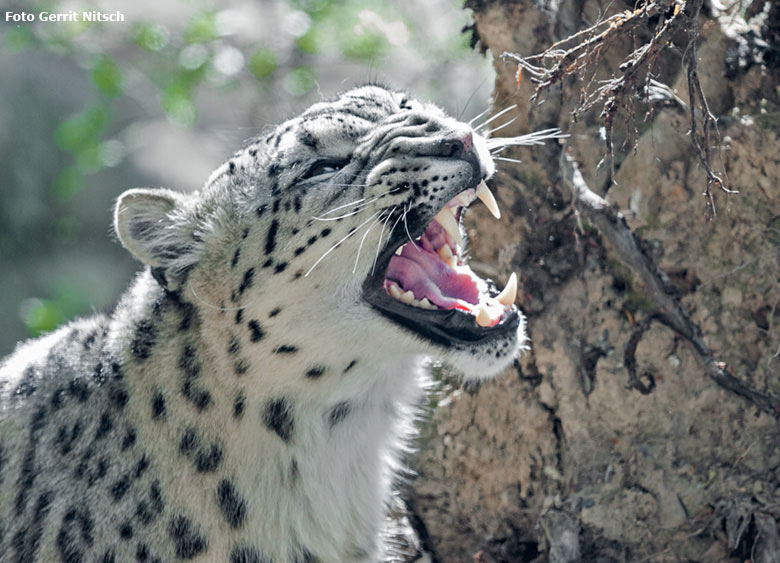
[385,244,480,309]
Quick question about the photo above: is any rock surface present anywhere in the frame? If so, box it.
[406,1,780,561]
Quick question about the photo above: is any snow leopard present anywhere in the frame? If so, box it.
[0,85,535,562]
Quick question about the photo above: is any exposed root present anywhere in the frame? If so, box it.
[561,150,780,416]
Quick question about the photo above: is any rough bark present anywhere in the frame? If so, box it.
[405,1,780,561]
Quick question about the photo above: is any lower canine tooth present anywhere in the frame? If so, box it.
[434,207,463,246]
[394,247,403,255]
[496,272,518,306]
[476,306,492,327]
[400,290,415,304]
[477,180,501,219]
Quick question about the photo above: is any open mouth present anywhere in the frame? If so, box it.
[363,179,520,347]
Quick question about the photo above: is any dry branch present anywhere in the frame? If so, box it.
[505,0,735,216]
[560,150,780,416]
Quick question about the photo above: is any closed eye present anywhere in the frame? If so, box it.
[302,159,349,180]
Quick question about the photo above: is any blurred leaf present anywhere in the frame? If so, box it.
[134,22,169,51]
[291,0,332,19]
[54,105,109,152]
[74,142,103,172]
[5,27,33,52]
[341,31,385,60]
[24,299,65,336]
[283,66,316,96]
[249,47,277,79]
[92,56,123,98]
[162,82,197,126]
[295,30,318,54]
[52,166,83,203]
[184,12,218,44]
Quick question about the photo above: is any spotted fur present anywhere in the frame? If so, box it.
[0,85,526,562]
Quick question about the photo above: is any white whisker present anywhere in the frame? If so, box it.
[372,207,397,275]
[494,156,524,164]
[486,114,520,136]
[486,128,568,149]
[476,105,517,130]
[353,211,387,274]
[468,106,491,126]
[305,211,382,278]
[402,202,420,252]
[314,187,400,221]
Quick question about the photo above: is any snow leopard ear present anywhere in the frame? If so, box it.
[115,188,199,289]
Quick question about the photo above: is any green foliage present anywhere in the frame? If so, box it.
[92,56,123,97]
[134,22,169,51]
[249,48,278,79]
[284,66,316,95]
[183,11,218,44]
[23,282,88,337]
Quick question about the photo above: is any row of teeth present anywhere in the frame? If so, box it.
[388,272,519,326]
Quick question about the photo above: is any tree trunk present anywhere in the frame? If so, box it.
[405,1,780,561]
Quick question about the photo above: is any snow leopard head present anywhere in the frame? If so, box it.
[114,85,536,379]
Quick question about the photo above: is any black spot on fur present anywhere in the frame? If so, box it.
[265,219,279,255]
[110,474,131,502]
[296,546,319,563]
[217,479,247,529]
[168,515,208,559]
[273,262,288,274]
[152,392,166,420]
[320,227,331,237]
[305,366,326,379]
[134,454,150,479]
[69,378,90,402]
[230,545,269,563]
[290,458,299,484]
[95,412,113,440]
[269,307,281,317]
[238,267,255,295]
[109,384,129,409]
[136,542,150,561]
[272,199,281,213]
[229,161,236,174]
[294,195,302,213]
[57,505,95,563]
[234,359,249,375]
[235,308,244,324]
[231,247,241,268]
[299,129,318,149]
[294,246,306,256]
[233,392,246,419]
[181,380,213,411]
[307,235,318,245]
[343,359,358,373]
[328,402,351,428]
[267,162,281,177]
[195,444,223,473]
[121,426,137,451]
[256,204,267,218]
[274,345,297,354]
[228,336,240,355]
[179,428,199,456]
[101,550,117,563]
[130,319,156,361]
[262,258,274,269]
[263,398,294,443]
[10,489,54,561]
[119,521,134,540]
[248,320,264,342]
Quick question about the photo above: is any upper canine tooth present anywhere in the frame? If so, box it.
[434,207,463,246]
[477,180,501,219]
[496,272,518,306]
